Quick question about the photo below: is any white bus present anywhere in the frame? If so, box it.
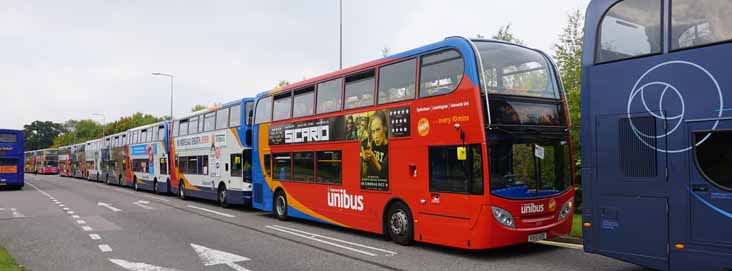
[170,98,254,207]
[127,121,171,194]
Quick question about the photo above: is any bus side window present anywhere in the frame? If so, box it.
[231,153,242,177]
[596,0,662,63]
[671,0,732,50]
[263,153,272,177]
[420,50,464,97]
[428,145,483,195]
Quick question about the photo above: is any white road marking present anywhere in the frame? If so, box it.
[266,225,378,257]
[67,211,75,214]
[115,188,171,202]
[77,220,86,224]
[98,244,113,252]
[63,207,70,211]
[536,240,584,250]
[98,202,122,212]
[82,226,93,231]
[109,259,180,271]
[9,208,25,218]
[27,183,52,198]
[187,205,235,218]
[58,204,65,207]
[190,243,250,271]
[89,234,101,240]
[268,224,397,256]
[0,208,4,211]
[72,215,80,219]
[133,200,154,210]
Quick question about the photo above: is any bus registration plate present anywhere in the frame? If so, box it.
[528,232,547,242]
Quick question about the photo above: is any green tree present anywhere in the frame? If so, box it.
[553,10,584,209]
[191,105,207,112]
[493,24,524,45]
[23,121,64,150]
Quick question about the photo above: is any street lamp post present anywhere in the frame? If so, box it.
[152,73,174,121]
[339,0,343,70]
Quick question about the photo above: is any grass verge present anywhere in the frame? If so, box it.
[0,246,26,271]
[571,214,583,238]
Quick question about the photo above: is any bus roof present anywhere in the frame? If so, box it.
[254,36,479,99]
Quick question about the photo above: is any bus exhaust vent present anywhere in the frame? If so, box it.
[618,117,657,177]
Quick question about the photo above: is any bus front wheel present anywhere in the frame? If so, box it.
[274,190,288,221]
[133,177,139,191]
[178,181,187,200]
[387,201,414,246]
[152,179,158,194]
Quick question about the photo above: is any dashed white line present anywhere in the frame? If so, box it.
[269,224,397,256]
[99,244,113,252]
[77,220,86,224]
[63,207,70,211]
[82,226,93,231]
[67,211,75,214]
[115,188,172,202]
[187,205,236,218]
[89,234,101,240]
[72,215,80,219]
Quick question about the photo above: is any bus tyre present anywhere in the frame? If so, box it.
[387,202,414,246]
[274,190,288,220]
[178,181,187,200]
[106,175,110,185]
[133,177,139,191]
[152,179,158,194]
[217,184,229,208]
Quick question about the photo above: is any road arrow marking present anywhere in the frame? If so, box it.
[98,202,121,212]
[99,244,113,252]
[10,208,24,218]
[109,259,180,271]
[89,234,101,240]
[134,200,154,210]
[190,243,250,271]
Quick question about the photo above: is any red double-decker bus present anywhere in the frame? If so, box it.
[250,37,575,249]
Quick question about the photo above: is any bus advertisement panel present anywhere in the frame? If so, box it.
[250,37,575,249]
[170,99,253,206]
[0,130,24,189]
[582,0,732,270]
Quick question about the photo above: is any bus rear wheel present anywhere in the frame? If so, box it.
[387,201,414,246]
[152,179,158,194]
[133,177,139,191]
[274,190,288,220]
[217,184,229,208]
[178,181,187,200]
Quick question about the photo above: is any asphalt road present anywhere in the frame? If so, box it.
[0,174,649,271]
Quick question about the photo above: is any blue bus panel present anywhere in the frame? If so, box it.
[0,129,24,189]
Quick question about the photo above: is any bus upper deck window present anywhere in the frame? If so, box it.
[672,0,732,50]
[419,49,464,97]
[597,0,662,63]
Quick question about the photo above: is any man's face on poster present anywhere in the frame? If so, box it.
[371,117,386,146]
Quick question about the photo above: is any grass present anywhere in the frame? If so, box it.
[570,214,583,238]
[0,247,26,271]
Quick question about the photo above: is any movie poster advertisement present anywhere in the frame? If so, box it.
[268,107,411,191]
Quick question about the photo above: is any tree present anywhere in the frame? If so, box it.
[23,121,64,150]
[381,47,391,57]
[493,24,524,45]
[553,10,584,209]
[475,34,485,39]
[191,105,207,112]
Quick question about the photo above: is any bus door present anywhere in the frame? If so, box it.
[592,112,669,268]
[686,119,732,247]
[419,145,483,246]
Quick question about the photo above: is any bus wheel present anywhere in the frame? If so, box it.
[152,179,158,194]
[96,174,99,182]
[217,184,229,208]
[178,181,187,200]
[387,201,414,246]
[274,190,288,220]
[106,175,110,185]
[118,175,123,186]
[133,177,139,191]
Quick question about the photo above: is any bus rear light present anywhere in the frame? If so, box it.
[675,244,685,249]
[491,206,515,228]
[583,222,592,228]
[557,197,574,221]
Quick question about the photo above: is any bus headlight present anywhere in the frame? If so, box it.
[557,197,574,221]
[491,206,515,228]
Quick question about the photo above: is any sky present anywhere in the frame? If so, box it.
[1,0,590,130]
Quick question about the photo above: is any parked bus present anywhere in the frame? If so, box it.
[128,121,171,193]
[170,98,255,207]
[582,0,732,270]
[0,130,24,189]
[35,148,59,175]
[58,146,71,177]
[24,151,35,173]
[85,138,104,181]
[250,37,575,249]
[101,131,130,185]
[70,143,86,178]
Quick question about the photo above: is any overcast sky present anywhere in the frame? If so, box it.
[1,0,589,130]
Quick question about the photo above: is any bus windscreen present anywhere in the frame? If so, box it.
[0,133,17,143]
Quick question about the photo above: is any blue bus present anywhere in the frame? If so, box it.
[0,129,24,189]
[582,0,732,270]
